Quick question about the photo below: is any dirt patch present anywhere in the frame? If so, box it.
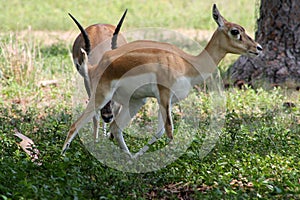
[4,29,213,46]
[14,29,77,46]
[176,29,212,41]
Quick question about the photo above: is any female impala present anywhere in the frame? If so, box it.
[69,10,127,140]
[62,4,262,156]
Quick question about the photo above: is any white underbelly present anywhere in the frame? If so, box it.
[170,76,192,103]
[111,73,159,103]
[111,73,194,105]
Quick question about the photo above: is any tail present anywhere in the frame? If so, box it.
[68,13,91,55]
[111,9,128,50]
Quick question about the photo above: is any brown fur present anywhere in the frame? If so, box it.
[72,23,127,66]
[69,11,128,141]
[62,4,262,155]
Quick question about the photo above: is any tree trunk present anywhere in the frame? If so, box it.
[228,0,300,88]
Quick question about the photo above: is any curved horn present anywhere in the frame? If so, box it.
[68,13,91,55]
[111,9,128,50]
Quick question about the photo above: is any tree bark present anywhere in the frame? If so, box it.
[228,0,300,88]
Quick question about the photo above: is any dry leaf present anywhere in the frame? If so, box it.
[14,129,41,165]
[38,80,58,87]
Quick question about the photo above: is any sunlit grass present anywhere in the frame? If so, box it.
[0,31,74,109]
[0,0,257,32]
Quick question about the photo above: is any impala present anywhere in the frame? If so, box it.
[62,4,262,157]
[69,10,127,140]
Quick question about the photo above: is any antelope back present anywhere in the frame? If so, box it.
[72,23,127,69]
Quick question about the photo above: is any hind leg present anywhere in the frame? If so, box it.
[93,112,101,142]
[62,102,96,154]
[110,98,147,156]
[82,67,112,140]
[81,69,105,141]
[62,91,111,154]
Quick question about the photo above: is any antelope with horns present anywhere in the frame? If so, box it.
[69,10,127,141]
[62,4,262,157]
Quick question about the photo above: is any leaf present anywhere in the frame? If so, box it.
[274,186,282,194]
[266,184,274,191]
[14,129,41,165]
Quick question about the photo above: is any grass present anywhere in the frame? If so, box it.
[1,84,300,199]
[1,0,300,199]
[0,0,257,32]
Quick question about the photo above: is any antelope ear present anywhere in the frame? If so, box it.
[80,48,88,63]
[212,4,227,28]
[80,48,89,76]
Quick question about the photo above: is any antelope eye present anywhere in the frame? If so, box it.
[230,29,240,36]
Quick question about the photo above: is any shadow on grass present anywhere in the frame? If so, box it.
[0,102,299,199]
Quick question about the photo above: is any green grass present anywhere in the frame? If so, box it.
[0,0,257,32]
[1,1,300,199]
[1,86,300,199]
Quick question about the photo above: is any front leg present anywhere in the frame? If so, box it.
[158,86,174,140]
[133,111,165,158]
[133,88,173,159]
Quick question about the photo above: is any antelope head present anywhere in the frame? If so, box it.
[210,4,262,58]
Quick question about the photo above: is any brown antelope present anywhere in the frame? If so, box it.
[69,10,127,140]
[62,4,262,157]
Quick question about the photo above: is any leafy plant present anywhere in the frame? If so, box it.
[0,2,299,196]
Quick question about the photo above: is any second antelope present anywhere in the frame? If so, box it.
[62,4,262,157]
[69,10,127,141]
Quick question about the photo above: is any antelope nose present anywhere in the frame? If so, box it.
[257,44,263,52]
